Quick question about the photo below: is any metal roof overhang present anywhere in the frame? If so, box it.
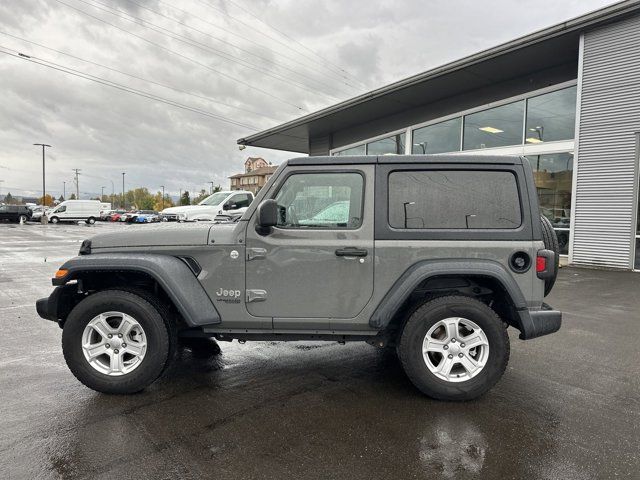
[237,0,640,154]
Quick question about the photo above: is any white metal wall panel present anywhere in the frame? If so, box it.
[572,15,640,269]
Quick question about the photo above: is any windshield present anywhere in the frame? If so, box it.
[198,192,229,206]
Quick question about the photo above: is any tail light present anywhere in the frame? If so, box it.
[536,255,547,273]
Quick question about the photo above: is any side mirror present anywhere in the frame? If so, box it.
[255,199,278,235]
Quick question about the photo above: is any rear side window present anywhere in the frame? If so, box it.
[388,170,521,229]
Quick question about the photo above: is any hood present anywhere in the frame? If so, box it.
[161,205,209,214]
[89,223,240,250]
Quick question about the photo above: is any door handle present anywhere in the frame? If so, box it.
[335,247,368,258]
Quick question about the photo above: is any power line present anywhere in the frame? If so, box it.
[0,31,279,121]
[192,0,366,88]
[53,0,305,112]
[223,0,366,88]
[0,46,260,129]
[118,0,356,97]
[152,0,362,92]
[74,0,344,100]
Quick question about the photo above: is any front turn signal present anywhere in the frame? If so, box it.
[54,269,69,279]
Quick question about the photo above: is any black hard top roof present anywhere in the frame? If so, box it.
[287,154,524,166]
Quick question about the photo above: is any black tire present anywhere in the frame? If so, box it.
[62,289,176,394]
[18,214,28,223]
[540,215,560,296]
[398,295,510,401]
[86,217,96,225]
[50,216,59,224]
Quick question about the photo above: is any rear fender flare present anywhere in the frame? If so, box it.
[369,260,532,333]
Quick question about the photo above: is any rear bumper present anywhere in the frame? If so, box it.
[517,303,562,340]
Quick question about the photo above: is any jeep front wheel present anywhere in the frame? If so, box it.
[398,295,509,401]
[62,290,175,394]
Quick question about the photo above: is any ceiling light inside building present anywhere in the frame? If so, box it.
[479,126,504,134]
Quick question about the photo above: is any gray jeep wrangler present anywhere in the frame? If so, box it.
[36,155,561,400]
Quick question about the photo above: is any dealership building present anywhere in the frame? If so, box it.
[238,0,640,271]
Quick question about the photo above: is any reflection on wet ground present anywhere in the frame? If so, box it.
[1,223,639,479]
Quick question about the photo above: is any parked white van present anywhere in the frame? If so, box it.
[48,200,102,224]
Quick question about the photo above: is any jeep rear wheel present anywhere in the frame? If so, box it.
[62,290,175,394]
[398,295,509,401]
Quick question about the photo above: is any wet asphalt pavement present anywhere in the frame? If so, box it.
[0,222,639,479]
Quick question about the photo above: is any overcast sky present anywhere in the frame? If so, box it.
[0,0,618,200]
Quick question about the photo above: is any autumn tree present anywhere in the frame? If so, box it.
[39,194,55,206]
[180,191,190,206]
[153,191,174,211]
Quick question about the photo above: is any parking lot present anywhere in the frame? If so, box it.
[1,222,639,479]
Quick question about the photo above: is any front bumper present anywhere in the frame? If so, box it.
[517,303,562,340]
[36,287,64,322]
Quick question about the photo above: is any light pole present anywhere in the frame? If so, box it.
[63,181,66,200]
[208,181,214,194]
[101,186,105,201]
[110,180,115,207]
[121,172,126,209]
[33,143,51,208]
[160,185,165,210]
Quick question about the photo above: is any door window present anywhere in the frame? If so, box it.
[273,172,364,229]
[229,194,252,208]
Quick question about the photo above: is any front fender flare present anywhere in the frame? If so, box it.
[54,253,220,326]
[369,259,533,335]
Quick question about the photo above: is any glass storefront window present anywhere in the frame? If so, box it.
[525,86,577,144]
[463,101,524,150]
[367,132,405,155]
[333,144,366,156]
[527,152,573,254]
[412,117,462,154]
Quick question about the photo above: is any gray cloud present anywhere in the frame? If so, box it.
[0,0,616,199]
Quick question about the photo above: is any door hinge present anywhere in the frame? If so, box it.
[246,289,267,303]
[247,247,267,261]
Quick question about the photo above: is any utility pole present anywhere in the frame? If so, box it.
[160,185,165,210]
[33,143,52,208]
[72,168,81,199]
[63,181,66,200]
[121,172,126,209]
[208,181,214,194]
[101,186,105,201]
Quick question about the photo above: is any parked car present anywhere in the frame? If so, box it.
[160,191,254,222]
[48,200,102,224]
[133,211,160,223]
[29,205,47,222]
[0,205,32,223]
[107,210,126,222]
[37,154,561,399]
[213,213,243,224]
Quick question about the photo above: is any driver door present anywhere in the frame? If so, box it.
[245,165,374,329]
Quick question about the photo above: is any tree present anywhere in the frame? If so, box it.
[58,195,65,203]
[180,191,190,206]
[39,194,55,206]
[153,191,174,211]
[192,189,209,204]
[69,193,77,200]
[4,192,14,204]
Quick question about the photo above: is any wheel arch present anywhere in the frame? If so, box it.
[51,254,221,327]
[369,260,533,338]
